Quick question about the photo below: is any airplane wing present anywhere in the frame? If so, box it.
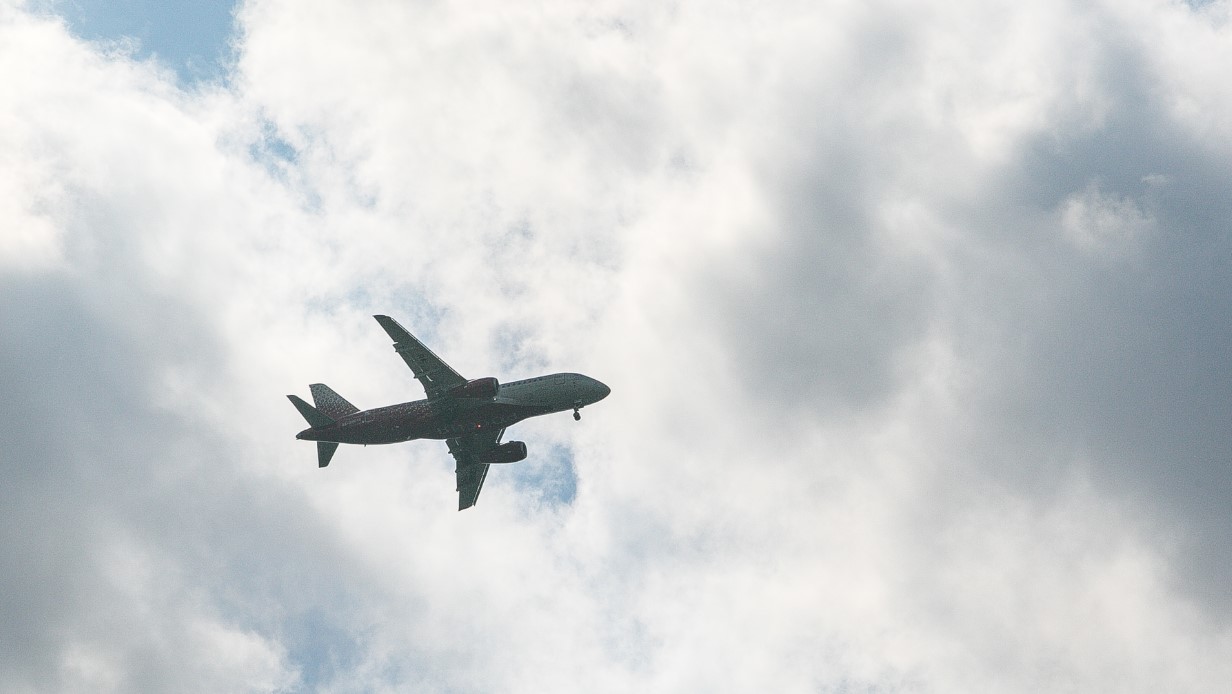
[446,427,504,510]
[374,315,467,400]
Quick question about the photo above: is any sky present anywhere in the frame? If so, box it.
[41,0,235,82]
[2,0,1232,692]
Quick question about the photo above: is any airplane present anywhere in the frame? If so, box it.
[287,315,611,510]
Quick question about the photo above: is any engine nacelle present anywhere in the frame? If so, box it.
[448,376,499,399]
[479,441,527,465]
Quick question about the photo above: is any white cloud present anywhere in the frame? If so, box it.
[3,0,1232,692]
[1060,179,1156,255]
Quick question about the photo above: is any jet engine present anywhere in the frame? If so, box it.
[448,377,499,399]
[479,441,527,465]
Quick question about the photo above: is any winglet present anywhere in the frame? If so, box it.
[373,314,411,343]
[287,394,335,429]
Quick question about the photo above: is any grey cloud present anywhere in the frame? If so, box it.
[0,274,373,691]
[711,138,934,415]
[957,108,1232,612]
[693,0,1232,619]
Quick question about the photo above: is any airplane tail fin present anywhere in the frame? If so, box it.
[288,393,341,468]
[287,394,335,428]
[317,441,339,468]
[309,383,360,419]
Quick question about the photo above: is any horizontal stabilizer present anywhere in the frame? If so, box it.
[287,394,335,429]
[317,441,339,468]
[310,383,359,419]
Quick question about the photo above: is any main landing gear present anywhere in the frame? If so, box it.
[573,406,582,421]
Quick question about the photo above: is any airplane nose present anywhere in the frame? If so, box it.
[593,379,611,402]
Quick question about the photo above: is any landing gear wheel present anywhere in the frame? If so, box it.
[573,409,582,421]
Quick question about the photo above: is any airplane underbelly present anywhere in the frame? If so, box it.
[441,401,547,437]
[330,400,550,444]
[338,414,437,444]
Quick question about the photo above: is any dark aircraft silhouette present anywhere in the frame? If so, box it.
[288,315,610,510]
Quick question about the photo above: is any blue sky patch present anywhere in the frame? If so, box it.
[512,442,578,507]
[54,0,238,83]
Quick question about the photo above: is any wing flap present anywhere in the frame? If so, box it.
[447,427,504,510]
[455,461,490,511]
[373,315,466,400]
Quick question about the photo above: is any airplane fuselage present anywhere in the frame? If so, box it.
[295,372,608,445]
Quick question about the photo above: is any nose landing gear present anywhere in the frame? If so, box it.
[573,405,582,421]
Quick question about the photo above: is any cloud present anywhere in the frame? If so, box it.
[1059,179,1157,255]
[42,0,237,83]
[2,0,1231,692]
